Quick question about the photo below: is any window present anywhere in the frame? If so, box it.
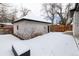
[44,26,46,29]
[0,24,4,27]
[17,25,19,30]
[48,26,50,33]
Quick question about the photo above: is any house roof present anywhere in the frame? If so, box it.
[0,23,13,25]
[70,3,79,17]
[13,12,52,24]
[70,3,79,11]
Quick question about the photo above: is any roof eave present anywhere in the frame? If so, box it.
[13,18,52,24]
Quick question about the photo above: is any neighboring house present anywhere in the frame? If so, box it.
[13,13,51,40]
[0,23,13,34]
[70,3,79,37]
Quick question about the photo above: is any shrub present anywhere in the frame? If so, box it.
[31,32,42,38]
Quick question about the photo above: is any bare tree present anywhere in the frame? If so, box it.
[20,7,30,17]
[0,3,9,22]
[0,3,18,23]
[42,3,73,25]
[42,3,55,24]
[65,3,73,25]
[10,8,18,22]
[42,3,64,24]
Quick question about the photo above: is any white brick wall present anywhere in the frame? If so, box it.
[73,11,79,37]
[14,20,49,39]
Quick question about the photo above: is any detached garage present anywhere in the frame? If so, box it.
[13,13,51,40]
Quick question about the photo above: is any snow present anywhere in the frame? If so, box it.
[13,42,30,55]
[22,32,79,56]
[0,23,13,25]
[0,32,79,56]
[0,34,20,56]
[15,12,51,23]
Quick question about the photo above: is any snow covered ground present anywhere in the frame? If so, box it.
[73,37,79,49]
[0,32,79,56]
[0,34,21,56]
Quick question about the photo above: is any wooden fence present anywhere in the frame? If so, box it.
[0,24,13,34]
[49,25,72,32]
[0,27,13,34]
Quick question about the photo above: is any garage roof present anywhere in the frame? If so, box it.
[13,12,52,24]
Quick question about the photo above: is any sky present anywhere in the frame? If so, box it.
[11,3,43,18]
[1,2,75,24]
[10,3,73,24]
[12,3,68,13]
[0,0,79,3]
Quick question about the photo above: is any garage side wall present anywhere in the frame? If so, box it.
[13,20,49,40]
[73,11,79,37]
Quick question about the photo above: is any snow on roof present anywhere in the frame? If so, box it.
[70,4,76,10]
[12,42,30,55]
[14,12,51,24]
[0,23,13,25]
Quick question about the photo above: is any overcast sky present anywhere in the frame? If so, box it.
[0,0,78,3]
[6,3,74,24]
[11,3,43,17]
[11,3,69,17]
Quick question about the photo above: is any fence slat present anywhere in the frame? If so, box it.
[49,25,72,32]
